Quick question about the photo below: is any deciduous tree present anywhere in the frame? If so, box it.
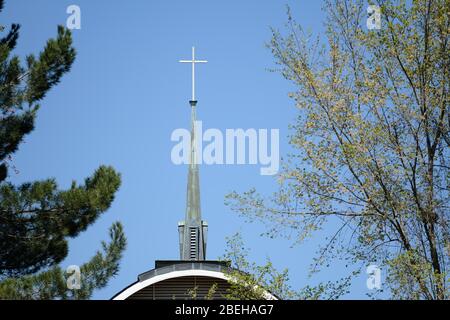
[226,0,449,299]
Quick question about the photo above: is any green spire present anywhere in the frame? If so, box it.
[185,100,201,223]
[178,100,208,260]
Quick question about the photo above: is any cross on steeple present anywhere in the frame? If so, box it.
[179,47,207,102]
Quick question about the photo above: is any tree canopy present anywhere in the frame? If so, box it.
[0,0,126,299]
[226,0,449,299]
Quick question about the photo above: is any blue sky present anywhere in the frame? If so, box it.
[3,0,375,299]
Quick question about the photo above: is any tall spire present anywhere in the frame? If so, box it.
[185,100,201,222]
[178,47,208,260]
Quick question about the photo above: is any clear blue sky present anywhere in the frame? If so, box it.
[3,0,375,299]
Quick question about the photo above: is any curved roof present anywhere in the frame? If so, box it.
[112,261,277,300]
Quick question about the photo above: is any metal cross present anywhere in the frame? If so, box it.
[179,47,207,101]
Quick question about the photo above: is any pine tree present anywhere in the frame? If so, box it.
[0,0,126,299]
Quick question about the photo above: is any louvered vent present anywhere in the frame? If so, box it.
[189,227,198,260]
[127,276,231,300]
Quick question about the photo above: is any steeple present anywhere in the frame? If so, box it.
[178,47,208,260]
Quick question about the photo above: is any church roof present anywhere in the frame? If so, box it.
[112,261,278,300]
[112,261,231,300]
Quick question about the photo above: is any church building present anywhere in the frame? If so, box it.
[112,48,276,300]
